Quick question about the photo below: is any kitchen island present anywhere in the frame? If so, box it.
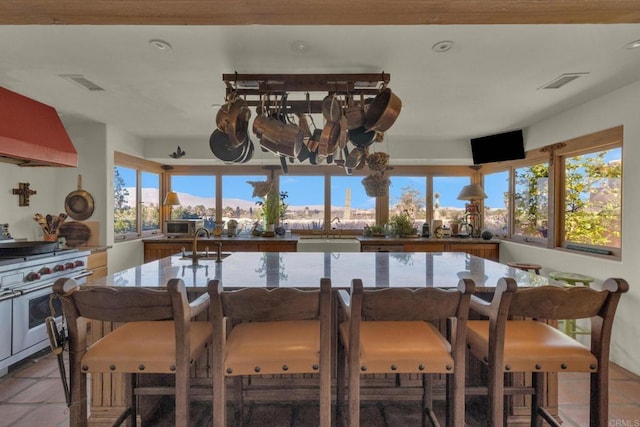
[82,251,554,425]
[97,251,541,290]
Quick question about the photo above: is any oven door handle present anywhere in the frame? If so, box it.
[72,270,93,281]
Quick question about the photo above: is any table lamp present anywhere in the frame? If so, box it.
[457,183,487,238]
[163,191,181,219]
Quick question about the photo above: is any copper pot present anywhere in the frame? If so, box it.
[317,120,341,156]
[321,94,342,122]
[227,97,251,148]
[258,117,304,158]
[364,87,402,132]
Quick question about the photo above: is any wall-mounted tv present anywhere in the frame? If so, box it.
[470,129,525,165]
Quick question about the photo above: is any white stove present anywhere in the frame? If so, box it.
[0,246,91,375]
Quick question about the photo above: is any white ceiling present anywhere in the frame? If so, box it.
[1,24,640,164]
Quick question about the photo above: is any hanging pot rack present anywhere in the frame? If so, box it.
[222,73,391,114]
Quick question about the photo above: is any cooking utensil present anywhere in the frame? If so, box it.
[364,87,402,132]
[209,129,245,163]
[348,126,376,147]
[64,175,95,221]
[227,97,251,148]
[321,94,342,122]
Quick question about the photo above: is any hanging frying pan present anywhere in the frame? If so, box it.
[64,175,95,221]
[209,129,245,163]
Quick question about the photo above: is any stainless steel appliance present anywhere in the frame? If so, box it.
[0,246,91,376]
[165,219,204,238]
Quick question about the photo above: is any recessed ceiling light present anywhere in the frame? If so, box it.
[291,40,309,53]
[624,39,640,50]
[149,39,172,52]
[432,40,454,53]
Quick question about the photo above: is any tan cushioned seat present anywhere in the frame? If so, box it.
[82,321,212,373]
[340,320,454,373]
[225,320,320,375]
[467,320,598,372]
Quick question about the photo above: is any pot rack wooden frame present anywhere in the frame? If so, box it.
[222,73,391,114]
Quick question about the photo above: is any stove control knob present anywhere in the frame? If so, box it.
[38,267,52,275]
[54,264,66,272]
[74,260,85,267]
[65,262,75,270]
[25,272,41,281]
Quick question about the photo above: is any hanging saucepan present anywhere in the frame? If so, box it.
[344,95,365,130]
[227,97,251,148]
[321,94,342,122]
[348,126,376,148]
[317,120,341,157]
[364,87,402,132]
[209,129,245,163]
[64,175,95,221]
[215,101,231,133]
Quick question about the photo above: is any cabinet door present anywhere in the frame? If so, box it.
[448,243,499,261]
[403,243,446,252]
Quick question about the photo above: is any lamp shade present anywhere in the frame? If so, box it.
[457,184,487,201]
[163,191,181,206]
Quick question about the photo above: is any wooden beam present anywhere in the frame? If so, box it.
[1,1,639,25]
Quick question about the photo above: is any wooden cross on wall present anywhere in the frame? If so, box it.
[12,182,37,206]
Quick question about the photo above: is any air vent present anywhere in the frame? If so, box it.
[59,74,105,91]
[539,73,588,90]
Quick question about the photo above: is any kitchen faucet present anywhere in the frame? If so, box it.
[328,217,342,237]
[191,227,210,265]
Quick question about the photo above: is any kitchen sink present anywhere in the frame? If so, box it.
[180,252,232,261]
[296,238,361,252]
[298,234,357,239]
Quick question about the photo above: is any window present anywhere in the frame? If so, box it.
[113,152,162,240]
[433,176,469,226]
[222,175,267,232]
[280,175,324,230]
[141,172,160,231]
[114,166,136,235]
[483,170,509,237]
[561,147,621,251]
[389,176,426,229]
[513,162,549,240]
[171,175,216,229]
[331,176,375,229]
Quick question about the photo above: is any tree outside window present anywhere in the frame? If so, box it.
[513,163,549,238]
[563,148,621,248]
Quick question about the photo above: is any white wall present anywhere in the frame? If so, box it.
[500,79,640,375]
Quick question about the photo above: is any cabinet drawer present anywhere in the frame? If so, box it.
[88,251,108,270]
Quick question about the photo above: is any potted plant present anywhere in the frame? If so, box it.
[388,210,417,237]
[256,191,288,232]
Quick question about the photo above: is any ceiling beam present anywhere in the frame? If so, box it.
[1,1,639,25]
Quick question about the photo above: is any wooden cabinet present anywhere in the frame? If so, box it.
[143,238,297,263]
[361,239,499,261]
[87,250,108,281]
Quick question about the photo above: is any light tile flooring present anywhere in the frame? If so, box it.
[1,349,639,426]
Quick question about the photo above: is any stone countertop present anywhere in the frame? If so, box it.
[142,235,498,244]
[88,251,547,291]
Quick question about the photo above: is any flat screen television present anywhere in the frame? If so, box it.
[470,129,525,165]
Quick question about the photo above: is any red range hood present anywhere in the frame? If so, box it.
[0,86,78,167]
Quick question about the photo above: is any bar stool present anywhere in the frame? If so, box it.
[466,277,629,426]
[548,271,595,338]
[507,262,542,275]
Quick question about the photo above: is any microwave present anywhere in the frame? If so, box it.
[165,219,204,238]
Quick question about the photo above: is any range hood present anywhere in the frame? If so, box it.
[0,86,78,167]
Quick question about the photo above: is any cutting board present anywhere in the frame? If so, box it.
[58,221,100,247]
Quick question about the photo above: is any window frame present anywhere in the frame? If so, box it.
[114,152,164,242]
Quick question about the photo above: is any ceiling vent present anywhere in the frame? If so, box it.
[59,74,105,91]
[539,73,588,90]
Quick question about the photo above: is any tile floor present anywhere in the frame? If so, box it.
[1,349,639,426]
